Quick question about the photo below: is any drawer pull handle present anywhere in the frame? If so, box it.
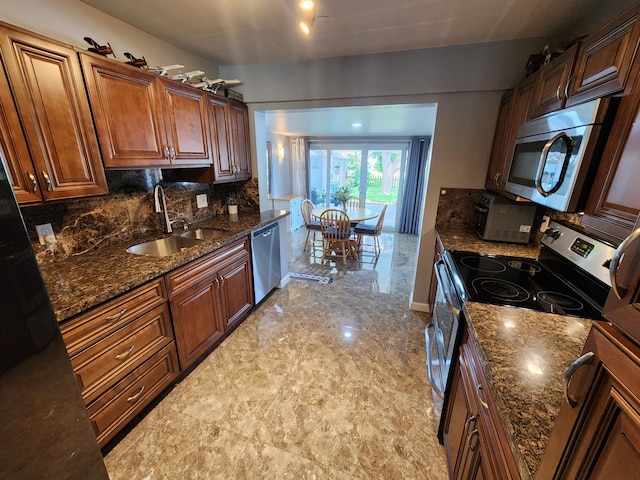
[115,345,135,360]
[477,384,489,410]
[105,308,127,323]
[563,351,595,408]
[126,386,145,403]
[468,429,480,451]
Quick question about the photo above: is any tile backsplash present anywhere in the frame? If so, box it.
[21,170,259,264]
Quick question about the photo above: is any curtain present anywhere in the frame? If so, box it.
[397,136,431,234]
[290,137,307,196]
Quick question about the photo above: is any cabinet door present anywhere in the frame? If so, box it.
[538,323,640,479]
[218,254,253,331]
[158,78,211,165]
[0,25,107,200]
[170,275,225,370]
[485,90,514,192]
[582,71,640,244]
[529,45,578,119]
[80,52,169,168]
[0,57,41,203]
[229,101,251,179]
[208,95,236,182]
[567,4,640,107]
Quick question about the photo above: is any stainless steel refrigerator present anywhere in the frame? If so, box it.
[0,160,109,479]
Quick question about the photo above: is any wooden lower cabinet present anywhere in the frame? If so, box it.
[443,328,521,479]
[166,236,253,370]
[537,322,640,479]
[61,278,179,447]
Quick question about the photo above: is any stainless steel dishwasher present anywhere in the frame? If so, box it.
[251,222,281,304]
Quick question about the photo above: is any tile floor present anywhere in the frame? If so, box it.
[104,232,449,479]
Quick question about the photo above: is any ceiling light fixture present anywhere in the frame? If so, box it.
[352,122,363,127]
[299,0,315,10]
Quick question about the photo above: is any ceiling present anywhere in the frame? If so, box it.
[80,0,604,67]
[265,104,437,137]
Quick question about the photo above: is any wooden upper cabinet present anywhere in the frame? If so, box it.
[583,57,640,244]
[80,52,212,168]
[158,77,210,165]
[0,23,107,202]
[0,57,40,204]
[208,94,235,182]
[567,4,640,107]
[229,101,251,180]
[528,44,579,119]
[485,72,537,195]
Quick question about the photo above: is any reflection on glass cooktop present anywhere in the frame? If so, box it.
[448,251,603,319]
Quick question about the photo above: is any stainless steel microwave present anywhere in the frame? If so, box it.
[504,98,618,212]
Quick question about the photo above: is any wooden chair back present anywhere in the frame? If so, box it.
[301,199,314,226]
[319,209,351,240]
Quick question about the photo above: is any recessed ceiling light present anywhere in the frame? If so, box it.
[300,1,315,10]
[352,122,362,127]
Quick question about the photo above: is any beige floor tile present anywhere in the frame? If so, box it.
[105,233,449,479]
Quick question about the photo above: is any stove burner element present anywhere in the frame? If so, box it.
[460,256,506,273]
[507,260,541,273]
[472,277,530,303]
[537,291,584,311]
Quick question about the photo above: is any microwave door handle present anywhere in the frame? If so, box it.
[535,133,573,197]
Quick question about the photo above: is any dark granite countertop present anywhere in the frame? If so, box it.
[41,210,288,323]
[436,228,591,479]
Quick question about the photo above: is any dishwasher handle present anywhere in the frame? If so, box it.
[252,222,278,238]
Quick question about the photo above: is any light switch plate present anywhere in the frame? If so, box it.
[35,223,56,245]
[196,194,208,209]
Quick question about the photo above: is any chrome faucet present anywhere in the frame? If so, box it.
[153,184,173,233]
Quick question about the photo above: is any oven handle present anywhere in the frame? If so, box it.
[434,259,461,317]
[609,227,640,299]
[425,323,445,399]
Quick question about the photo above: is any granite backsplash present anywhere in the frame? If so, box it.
[20,169,260,264]
[435,187,585,246]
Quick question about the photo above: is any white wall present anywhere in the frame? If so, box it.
[1,0,219,76]
[222,39,539,308]
[267,132,292,198]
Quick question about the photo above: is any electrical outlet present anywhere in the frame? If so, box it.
[35,223,56,245]
[196,194,208,209]
[540,215,551,233]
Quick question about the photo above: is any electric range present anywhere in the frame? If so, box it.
[446,221,617,320]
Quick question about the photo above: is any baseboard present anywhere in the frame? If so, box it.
[410,301,431,313]
[278,273,290,288]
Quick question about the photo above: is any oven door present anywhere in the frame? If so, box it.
[426,259,463,438]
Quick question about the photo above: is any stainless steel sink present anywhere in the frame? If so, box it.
[126,236,204,257]
[180,228,228,241]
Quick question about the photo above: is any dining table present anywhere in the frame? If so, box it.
[311,206,378,223]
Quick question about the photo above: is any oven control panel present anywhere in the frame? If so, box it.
[571,238,594,258]
[542,221,616,286]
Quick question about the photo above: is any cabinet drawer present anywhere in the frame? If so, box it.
[61,278,168,356]
[165,237,250,298]
[71,304,174,404]
[88,342,180,447]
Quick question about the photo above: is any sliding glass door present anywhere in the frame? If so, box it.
[308,140,409,229]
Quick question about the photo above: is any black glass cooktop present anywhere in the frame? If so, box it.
[447,251,604,320]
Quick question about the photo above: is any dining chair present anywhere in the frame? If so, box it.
[354,204,387,259]
[346,198,363,227]
[301,199,322,251]
[319,209,356,264]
